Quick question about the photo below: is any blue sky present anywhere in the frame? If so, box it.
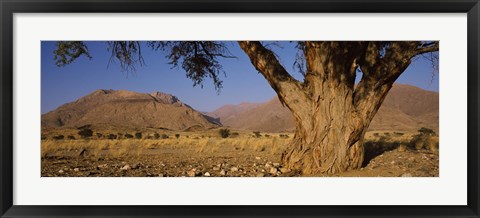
[41,41,439,114]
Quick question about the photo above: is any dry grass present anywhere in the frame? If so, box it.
[41,133,293,159]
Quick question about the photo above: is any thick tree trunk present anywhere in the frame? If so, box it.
[280,84,367,175]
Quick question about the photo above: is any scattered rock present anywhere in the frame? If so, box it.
[279,168,290,173]
[255,157,261,160]
[158,174,164,177]
[187,169,196,177]
[120,165,131,171]
[131,164,139,169]
[230,167,238,172]
[213,166,220,171]
[401,173,413,177]
[255,173,265,177]
[269,167,278,174]
[219,170,226,176]
[73,168,80,172]
[273,163,280,167]
[98,164,108,169]
[58,169,64,174]
[204,172,211,177]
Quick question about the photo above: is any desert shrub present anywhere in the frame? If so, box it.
[161,134,169,139]
[253,131,261,138]
[154,133,161,139]
[96,133,103,138]
[279,134,289,138]
[229,132,239,138]
[107,134,117,140]
[124,133,134,139]
[52,135,64,140]
[418,127,436,136]
[393,132,404,136]
[175,134,180,139]
[264,134,270,138]
[384,132,391,136]
[409,134,439,151]
[219,129,230,138]
[67,135,76,140]
[135,132,142,139]
[78,128,93,138]
[373,133,380,137]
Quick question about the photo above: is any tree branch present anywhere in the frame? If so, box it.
[415,41,439,55]
[237,41,310,111]
[353,41,439,130]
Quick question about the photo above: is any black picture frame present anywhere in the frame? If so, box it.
[1,0,479,217]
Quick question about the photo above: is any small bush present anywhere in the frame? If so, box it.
[135,132,142,139]
[107,134,117,140]
[124,133,134,139]
[279,134,289,138]
[78,128,93,138]
[175,134,180,139]
[384,132,391,136]
[393,132,404,136]
[264,134,270,138]
[53,135,64,140]
[418,127,436,136]
[96,133,103,138]
[373,133,380,137]
[161,134,169,139]
[154,133,161,139]
[219,129,230,138]
[67,135,76,140]
[253,131,261,138]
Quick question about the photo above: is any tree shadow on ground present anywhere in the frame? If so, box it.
[362,140,400,167]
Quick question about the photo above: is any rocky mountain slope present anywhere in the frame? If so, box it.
[42,90,219,131]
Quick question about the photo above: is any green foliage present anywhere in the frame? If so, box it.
[67,135,76,140]
[253,131,261,138]
[161,134,169,139]
[135,132,142,139]
[175,134,180,139]
[154,133,161,139]
[78,128,93,138]
[125,133,134,139]
[279,134,289,138]
[54,41,92,67]
[149,41,234,91]
[107,134,117,140]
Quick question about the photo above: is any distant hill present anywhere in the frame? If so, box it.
[42,90,219,131]
[208,84,439,132]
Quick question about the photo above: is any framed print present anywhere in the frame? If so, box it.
[1,0,479,217]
